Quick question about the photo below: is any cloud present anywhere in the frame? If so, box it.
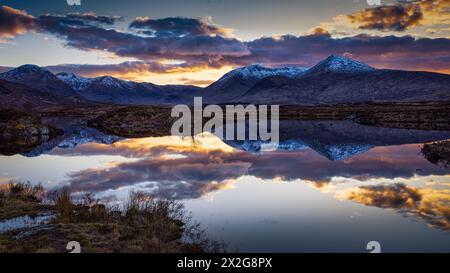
[1,5,449,75]
[47,31,450,74]
[0,6,122,38]
[308,26,331,36]
[416,0,450,26]
[60,138,448,199]
[178,77,215,86]
[37,12,122,31]
[129,16,233,37]
[44,33,450,74]
[35,11,249,67]
[338,183,450,230]
[46,61,194,77]
[342,183,422,209]
[231,33,450,72]
[0,5,36,38]
[346,4,423,31]
[67,150,250,199]
[61,12,122,25]
[343,0,449,32]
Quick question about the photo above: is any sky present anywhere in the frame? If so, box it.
[0,0,449,85]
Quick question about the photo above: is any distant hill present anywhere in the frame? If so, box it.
[0,65,80,100]
[56,72,202,104]
[0,79,81,111]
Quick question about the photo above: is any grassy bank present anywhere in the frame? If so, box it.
[0,182,223,253]
[0,110,62,155]
[280,102,450,131]
[82,102,450,138]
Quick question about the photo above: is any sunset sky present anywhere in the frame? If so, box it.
[0,0,449,85]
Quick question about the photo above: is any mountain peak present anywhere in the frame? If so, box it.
[0,64,56,82]
[16,64,45,71]
[306,55,375,75]
[57,72,92,91]
[90,75,136,90]
[0,64,80,99]
[7,64,52,75]
[96,75,125,84]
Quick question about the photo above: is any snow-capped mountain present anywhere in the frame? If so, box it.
[57,73,147,92]
[1,55,450,108]
[305,55,375,76]
[0,65,78,98]
[56,72,202,104]
[228,55,450,105]
[204,64,308,102]
[0,64,50,81]
[56,72,93,91]
[88,76,141,91]
[0,64,203,106]
[217,64,308,83]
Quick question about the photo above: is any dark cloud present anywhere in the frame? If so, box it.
[231,34,450,72]
[46,61,182,77]
[63,13,122,25]
[129,17,232,37]
[36,12,248,64]
[0,5,36,38]
[347,4,423,31]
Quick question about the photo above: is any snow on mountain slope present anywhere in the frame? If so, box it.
[0,65,79,98]
[217,64,308,83]
[204,64,308,102]
[56,72,203,104]
[305,55,375,75]
[56,72,93,91]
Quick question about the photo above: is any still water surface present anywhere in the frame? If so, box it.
[1,120,449,252]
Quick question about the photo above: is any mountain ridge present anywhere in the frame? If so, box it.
[1,56,449,108]
[0,65,81,100]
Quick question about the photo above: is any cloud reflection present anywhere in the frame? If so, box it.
[337,183,450,230]
[60,135,449,203]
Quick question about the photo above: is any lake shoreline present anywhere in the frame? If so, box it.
[0,182,223,253]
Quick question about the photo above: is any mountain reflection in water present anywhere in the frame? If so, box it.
[0,120,449,252]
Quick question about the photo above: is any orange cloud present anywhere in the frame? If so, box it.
[343,0,449,32]
[346,4,423,31]
[0,6,36,38]
[178,77,215,86]
[338,183,450,230]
